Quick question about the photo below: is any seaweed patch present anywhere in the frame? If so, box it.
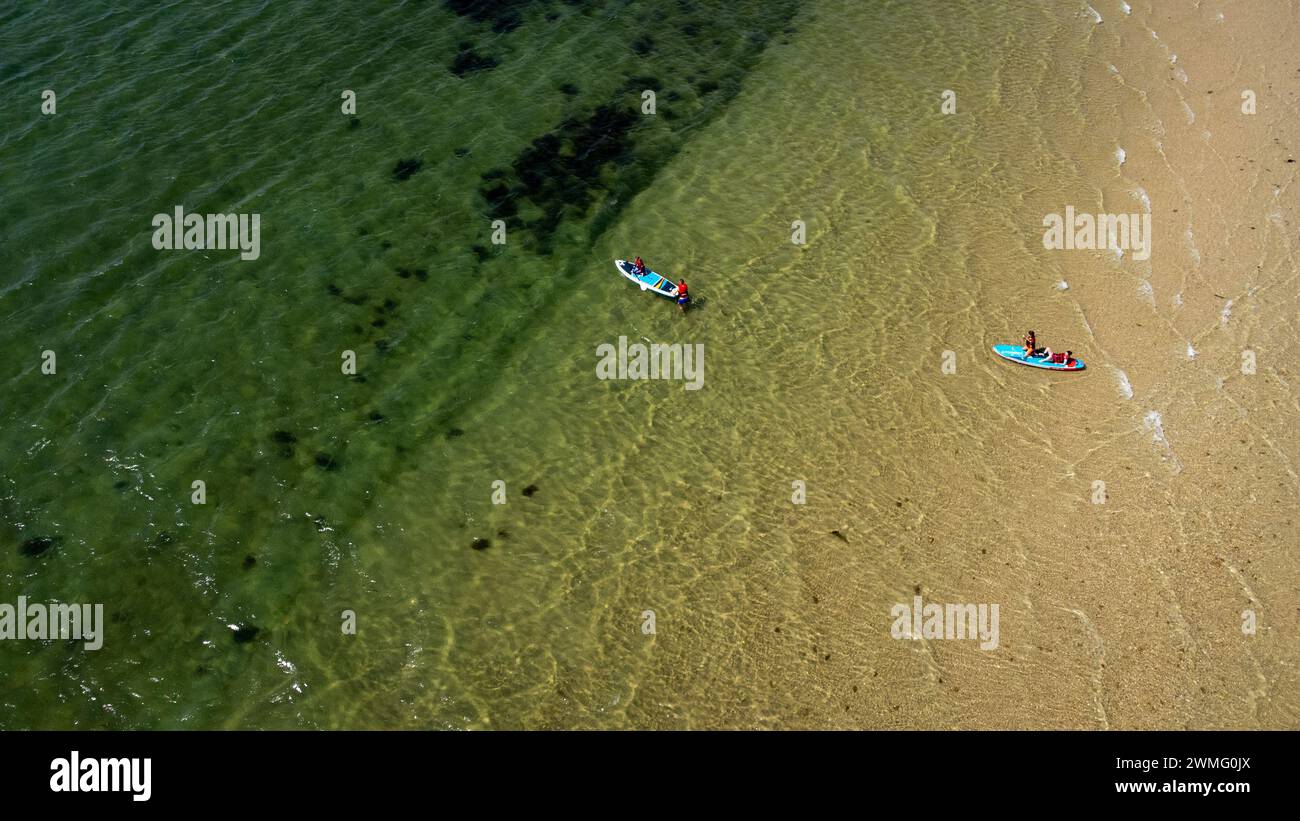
[470,0,799,253]
[480,104,638,250]
[391,158,423,181]
[450,46,500,77]
[20,535,61,557]
[445,0,529,33]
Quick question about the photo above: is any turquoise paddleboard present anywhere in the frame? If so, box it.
[992,344,1085,371]
[615,259,679,300]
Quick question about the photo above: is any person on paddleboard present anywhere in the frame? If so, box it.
[634,256,646,275]
[676,279,690,312]
[1043,348,1076,367]
[1023,330,1045,358]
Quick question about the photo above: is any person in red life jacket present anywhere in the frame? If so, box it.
[676,279,690,312]
[633,256,646,275]
[1043,348,1075,366]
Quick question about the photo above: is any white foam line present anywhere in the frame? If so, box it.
[1115,368,1134,400]
[1143,410,1183,474]
[1132,185,1151,213]
[1143,412,1164,445]
[1138,280,1155,306]
[1185,226,1200,266]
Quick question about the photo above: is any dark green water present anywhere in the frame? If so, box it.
[0,0,808,728]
